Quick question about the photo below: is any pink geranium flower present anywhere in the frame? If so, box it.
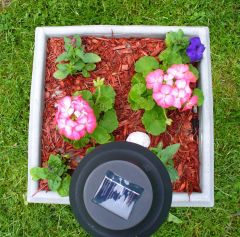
[167,64,189,80]
[146,64,200,111]
[182,96,198,111]
[55,96,97,140]
[153,85,175,108]
[146,69,164,92]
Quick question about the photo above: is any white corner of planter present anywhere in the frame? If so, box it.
[28,25,214,207]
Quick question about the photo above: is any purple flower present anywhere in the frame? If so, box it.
[186,37,205,63]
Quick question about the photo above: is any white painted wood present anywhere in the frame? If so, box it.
[28,26,214,207]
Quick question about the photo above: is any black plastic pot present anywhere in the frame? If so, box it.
[70,141,172,237]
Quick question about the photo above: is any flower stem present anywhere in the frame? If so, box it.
[163,109,172,126]
[95,86,101,105]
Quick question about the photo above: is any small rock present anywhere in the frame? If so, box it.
[126,131,151,148]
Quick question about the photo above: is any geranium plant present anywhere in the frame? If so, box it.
[31,78,118,195]
[54,35,101,79]
[30,154,71,197]
[150,142,180,182]
[57,77,119,148]
[128,29,205,136]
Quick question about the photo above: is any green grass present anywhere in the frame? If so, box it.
[0,0,240,236]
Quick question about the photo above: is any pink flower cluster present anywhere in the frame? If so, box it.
[55,96,97,140]
[146,64,198,111]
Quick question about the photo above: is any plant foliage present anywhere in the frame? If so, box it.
[54,35,101,80]
[128,58,170,135]
[159,29,190,70]
[72,78,118,146]
[30,154,70,197]
[150,142,180,182]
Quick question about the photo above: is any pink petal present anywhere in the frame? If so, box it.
[56,95,97,140]
[165,95,175,106]
[175,79,187,89]
[164,74,174,81]
[173,98,182,109]
[189,95,198,105]
[59,96,72,110]
[78,116,88,124]
[64,126,72,138]
[182,96,198,111]
[153,92,164,101]
[178,89,186,98]
[184,71,197,83]
[58,118,66,129]
[160,85,172,94]
[152,83,162,92]
[166,79,174,86]
[171,88,179,97]
[185,85,192,94]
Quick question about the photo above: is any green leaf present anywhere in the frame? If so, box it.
[82,69,90,78]
[74,61,85,71]
[193,88,204,106]
[128,83,154,110]
[138,96,155,111]
[64,36,72,44]
[159,30,190,68]
[165,29,189,50]
[48,154,62,167]
[75,48,84,58]
[86,147,95,154]
[82,53,101,63]
[168,213,183,224]
[150,142,180,182]
[159,48,182,65]
[165,165,179,182]
[53,70,69,80]
[127,97,142,111]
[142,106,167,136]
[131,73,146,85]
[57,175,71,197]
[85,63,96,71]
[73,90,93,105]
[91,126,111,144]
[189,64,199,79]
[97,96,113,112]
[129,83,146,101]
[92,105,101,119]
[95,85,116,112]
[48,154,66,177]
[57,64,68,71]
[64,36,72,50]
[72,136,90,149]
[66,45,74,58]
[48,176,62,192]
[55,52,68,63]
[30,167,49,181]
[180,50,190,64]
[73,35,82,47]
[99,109,118,133]
[161,143,180,164]
[135,56,159,74]
[150,142,164,156]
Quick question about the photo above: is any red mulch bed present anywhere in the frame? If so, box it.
[40,37,200,193]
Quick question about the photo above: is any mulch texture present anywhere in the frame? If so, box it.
[40,37,200,193]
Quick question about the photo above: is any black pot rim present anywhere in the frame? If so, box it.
[70,141,172,237]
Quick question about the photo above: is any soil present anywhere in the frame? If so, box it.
[40,36,200,193]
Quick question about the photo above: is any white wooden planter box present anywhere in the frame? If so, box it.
[27,25,214,207]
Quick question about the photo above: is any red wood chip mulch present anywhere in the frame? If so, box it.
[40,37,200,193]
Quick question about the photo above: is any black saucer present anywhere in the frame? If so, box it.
[70,141,172,237]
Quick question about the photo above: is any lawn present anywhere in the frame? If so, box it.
[0,0,239,236]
